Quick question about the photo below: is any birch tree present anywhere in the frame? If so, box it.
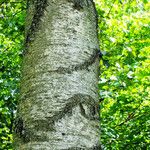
[14,0,101,149]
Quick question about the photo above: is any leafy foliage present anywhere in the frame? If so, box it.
[96,0,150,149]
[0,1,25,149]
[0,0,150,149]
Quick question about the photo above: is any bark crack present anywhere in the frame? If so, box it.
[68,0,98,30]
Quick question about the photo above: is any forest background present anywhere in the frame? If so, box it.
[0,0,150,149]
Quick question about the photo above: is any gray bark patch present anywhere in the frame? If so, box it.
[47,49,100,74]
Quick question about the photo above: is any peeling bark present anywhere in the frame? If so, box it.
[14,0,101,149]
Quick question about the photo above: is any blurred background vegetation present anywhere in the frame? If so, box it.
[0,0,150,149]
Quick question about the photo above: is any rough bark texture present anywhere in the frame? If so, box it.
[14,0,101,149]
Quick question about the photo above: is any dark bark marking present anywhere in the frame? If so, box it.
[79,103,100,120]
[79,103,86,116]
[73,0,84,10]
[14,117,50,143]
[45,94,99,124]
[69,0,98,31]
[90,0,99,30]
[47,49,100,75]
[62,132,66,136]
[63,144,102,150]
[90,104,100,120]
[32,119,55,132]
[14,117,31,143]
[25,0,48,50]
[14,117,23,137]
[69,0,90,10]
[92,144,102,150]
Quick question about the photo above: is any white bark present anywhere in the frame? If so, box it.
[14,0,100,149]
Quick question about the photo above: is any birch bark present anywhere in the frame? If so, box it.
[14,0,101,149]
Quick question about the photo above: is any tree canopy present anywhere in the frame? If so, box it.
[96,0,150,149]
[0,0,150,149]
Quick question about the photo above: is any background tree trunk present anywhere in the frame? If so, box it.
[14,0,100,149]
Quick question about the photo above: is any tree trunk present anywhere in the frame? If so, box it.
[14,0,100,149]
